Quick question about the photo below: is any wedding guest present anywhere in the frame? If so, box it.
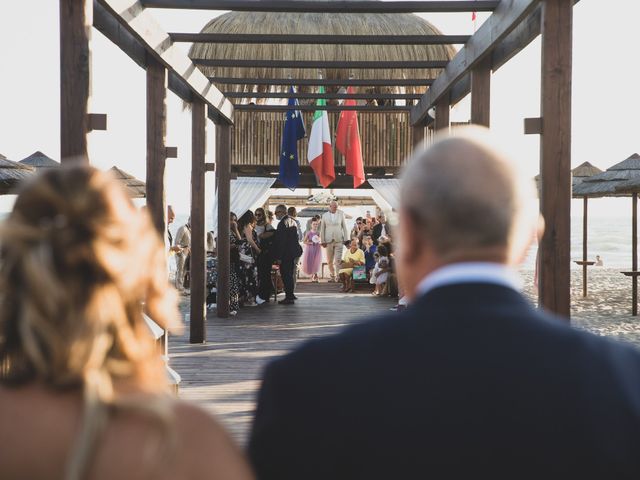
[237,210,260,306]
[0,165,253,480]
[287,207,303,291]
[249,127,640,479]
[362,235,377,275]
[302,219,322,283]
[255,207,275,304]
[273,205,303,305]
[369,245,390,296]
[229,212,242,315]
[175,217,192,292]
[350,217,364,243]
[371,213,390,245]
[338,238,365,293]
[319,201,349,282]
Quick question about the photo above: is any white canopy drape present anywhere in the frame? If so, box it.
[368,179,401,211]
[211,177,276,232]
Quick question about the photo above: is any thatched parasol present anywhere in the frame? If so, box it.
[574,153,640,314]
[109,166,146,198]
[0,153,35,195]
[190,12,456,98]
[19,151,59,169]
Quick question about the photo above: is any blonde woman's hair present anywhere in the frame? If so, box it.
[0,165,181,479]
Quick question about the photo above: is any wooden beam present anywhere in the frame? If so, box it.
[210,77,435,87]
[60,0,92,162]
[170,33,470,45]
[190,100,207,344]
[524,117,543,134]
[434,97,450,132]
[223,92,421,100]
[93,0,147,68]
[470,57,491,127]
[234,105,410,113]
[537,0,572,319]
[97,0,233,124]
[204,163,216,172]
[411,0,541,126]
[193,59,449,70]
[633,194,638,316]
[165,146,178,158]
[142,0,500,13]
[216,123,231,318]
[146,58,168,238]
[88,113,108,131]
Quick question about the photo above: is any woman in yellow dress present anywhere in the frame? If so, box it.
[338,238,365,292]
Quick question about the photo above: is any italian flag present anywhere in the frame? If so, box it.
[307,86,335,188]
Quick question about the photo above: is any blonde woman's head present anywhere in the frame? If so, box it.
[0,165,180,393]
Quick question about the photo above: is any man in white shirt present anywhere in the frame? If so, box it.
[319,200,349,282]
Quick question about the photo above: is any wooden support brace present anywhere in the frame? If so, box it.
[204,163,216,172]
[524,117,543,135]
[165,146,178,158]
[88,113,108,131]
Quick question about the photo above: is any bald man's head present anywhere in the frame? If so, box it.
[397,127,538,295]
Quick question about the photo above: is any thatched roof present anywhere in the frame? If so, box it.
[573,154,640,198]
[534,161,603,197]
[0,153,35,195]
[19,151,59,169]
[109,166,146,198]
[190,12,456,97]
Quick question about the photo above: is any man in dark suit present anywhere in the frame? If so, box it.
[249,128,640,479]
[273,204,303,305]
[371,212,390,245]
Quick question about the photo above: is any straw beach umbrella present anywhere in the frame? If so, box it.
[19,151,59,169]
[109,166,146,198]
[571,162,603,297]
[0,154,35,195]
[190,12,456,98]
[574,153,640,314]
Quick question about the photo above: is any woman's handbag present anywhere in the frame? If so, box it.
[352,265,367,281]
[239,252,254,264]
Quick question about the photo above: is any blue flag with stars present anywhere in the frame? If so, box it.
[279,87,306,190]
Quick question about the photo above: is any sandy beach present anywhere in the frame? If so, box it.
[520,267,640,348]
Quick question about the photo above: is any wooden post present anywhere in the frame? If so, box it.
[470,57,491,127]
[435,98,450,132]
[633,193,638,316]
[216,123,232,318]
[412,125,425,151]
[582,196,588,297]
[60,0,92,162]
[538,0,572,319]
[146,58,168,240]
[190,100,207,343]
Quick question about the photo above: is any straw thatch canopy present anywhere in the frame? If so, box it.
[0,154,35,195]
[573,154,640,198]
[19,151,59,169]
[534,161,604,197]
[190,12,456,97]
[109,166,146,198]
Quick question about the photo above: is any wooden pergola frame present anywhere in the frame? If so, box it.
[60,0,575,344]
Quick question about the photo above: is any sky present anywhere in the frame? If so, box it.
[1,1,639,221]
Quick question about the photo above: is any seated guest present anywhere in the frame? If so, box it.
[249,127,640,479]
[362,235,377,274]
[371,213,390,245]
[337,238,364,293]
[0,166,253,480]
[369,245,390,296]
[350,217,364,243]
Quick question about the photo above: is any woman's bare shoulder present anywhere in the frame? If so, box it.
[171,401,255,480]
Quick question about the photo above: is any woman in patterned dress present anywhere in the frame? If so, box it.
[237,210,260,305]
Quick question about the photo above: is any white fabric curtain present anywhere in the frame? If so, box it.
[211,177,276,232]
[368,179,401,211]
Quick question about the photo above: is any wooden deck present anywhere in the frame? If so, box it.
[169,281,395,445]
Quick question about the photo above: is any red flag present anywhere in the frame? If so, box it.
[336,87,365,189]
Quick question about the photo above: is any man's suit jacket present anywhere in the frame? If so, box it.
[249,283,640,479]
[273,215,303,262]
[320,210,349,244]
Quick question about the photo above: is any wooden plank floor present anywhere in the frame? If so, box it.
[169,280,395,445]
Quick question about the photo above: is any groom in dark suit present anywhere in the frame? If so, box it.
[273,204,303,305]
[249,128,640,479]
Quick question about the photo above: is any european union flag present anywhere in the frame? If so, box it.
[278,87,306,190]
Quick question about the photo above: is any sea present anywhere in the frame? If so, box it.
[2,211,633,270]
